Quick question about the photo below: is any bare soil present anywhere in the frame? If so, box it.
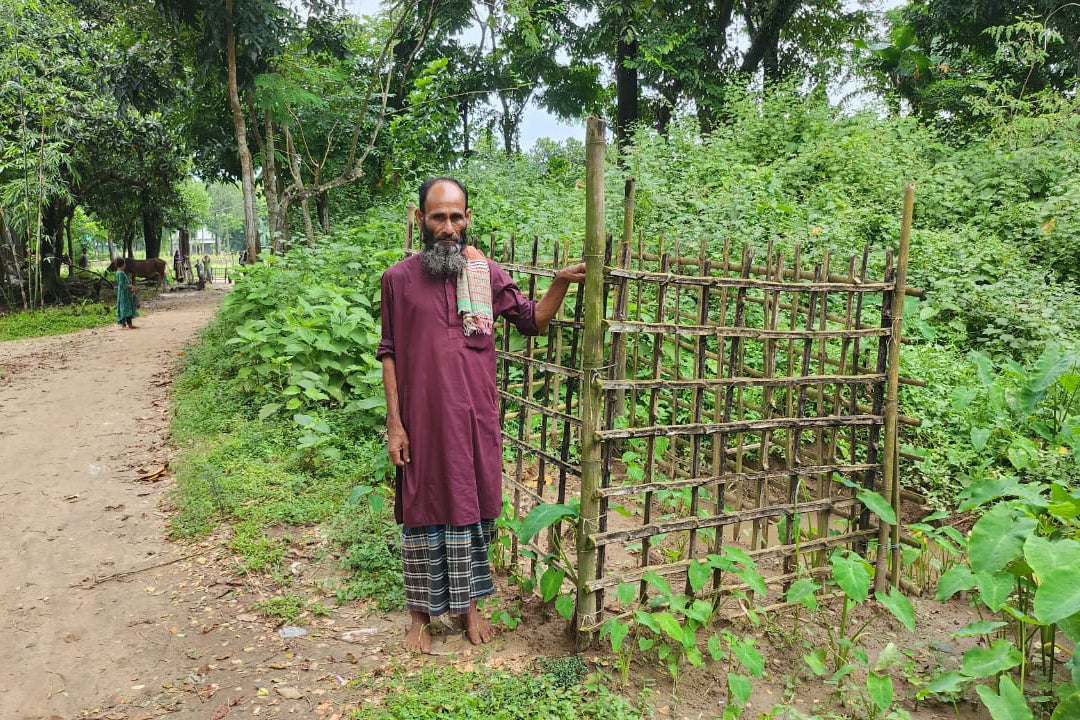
[0,285,994,720]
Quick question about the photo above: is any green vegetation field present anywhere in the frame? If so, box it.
[5,0,1080,716]
[164,88,1080,719]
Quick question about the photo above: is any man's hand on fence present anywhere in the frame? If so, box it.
[556,262,586,283]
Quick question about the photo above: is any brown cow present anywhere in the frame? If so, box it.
[107,257,167,288]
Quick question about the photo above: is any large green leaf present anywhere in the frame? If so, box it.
[1014,345,1073,417]
[926,671,967,694]
[1025,536,1080,624]
[968,503,1036,574]
[936,565,977,601]
[731,637,765,677]
[1057,611,1080,644]
[956,620,1008,637]
[517,503,577,544]
[727,673,753,706]
[961,640,1023,679]
[688,559,710,593]
[857,486,897,526]
[655,611,683,644]
[875,587,916,631]
[1051,690,1080,720]
[786,577,820,609]
[976,570,1016,612]
[867,672,894,713]
[975,676,1033,720]
[539,565,565,602]
[830,550,872,602]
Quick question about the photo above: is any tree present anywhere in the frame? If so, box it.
[564,0,869,142]
[155,0,293,261]
[862,1,1079,131]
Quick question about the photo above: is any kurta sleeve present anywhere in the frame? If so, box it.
[489,260,540,336]
[376,270,395,360]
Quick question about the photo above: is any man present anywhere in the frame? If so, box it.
[377,177,584,653]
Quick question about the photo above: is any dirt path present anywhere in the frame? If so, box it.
[0,287,558,720]
[0,288,231,719]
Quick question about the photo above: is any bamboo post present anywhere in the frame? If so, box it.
[405,203,415,251]
[576,117,607,647]
[875,184,914,592]
[614,178,635,418]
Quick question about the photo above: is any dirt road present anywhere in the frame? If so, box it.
[0,289,231,719]
[0,287,537,720]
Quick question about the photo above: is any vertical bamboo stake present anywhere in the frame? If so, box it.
[576,117,607,647]
[614,178,636,418]
[405,203,415,252]
[875,184,914,592]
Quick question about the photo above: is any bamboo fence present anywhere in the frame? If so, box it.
[416,118,916,646]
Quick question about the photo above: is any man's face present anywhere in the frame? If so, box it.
[418,181,471,278]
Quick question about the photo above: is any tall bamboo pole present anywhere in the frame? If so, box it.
[576,117,607,648]
[614,178,636,418]
[875,184,914,592]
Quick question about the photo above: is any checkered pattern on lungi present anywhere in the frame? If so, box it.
[402,519,496,616]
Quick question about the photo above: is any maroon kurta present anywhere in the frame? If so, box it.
[377,253,540,528]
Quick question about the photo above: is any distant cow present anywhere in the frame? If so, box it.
[107,257,167,288]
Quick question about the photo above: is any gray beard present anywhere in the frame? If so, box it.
[421,241,466,278]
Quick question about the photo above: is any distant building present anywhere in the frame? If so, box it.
[191,228,216,256]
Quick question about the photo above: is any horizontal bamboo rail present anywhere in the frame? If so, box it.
[607,267,893,293]
[597,373,884,391]
[606,320,891,340]
[583,527,879,593]
[596,414,881,441]
[628,250,926,298]
[596,462,877,498]
[590,496,863,547]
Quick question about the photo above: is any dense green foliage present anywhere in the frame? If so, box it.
[349,662,651,720]
[167,77,1080,716]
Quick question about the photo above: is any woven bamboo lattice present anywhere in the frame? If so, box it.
[410,120,915,643]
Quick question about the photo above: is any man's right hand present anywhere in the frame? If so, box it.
[388,424,410,466]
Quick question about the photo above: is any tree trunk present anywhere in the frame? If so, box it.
[284,126,316,247]
[225,0,261,262]
[316,191,329,234]
[262,110,285,254]
[461,98,470,157]
[179,227,191,282]
[615,36,639,148]
[142,207,163,258]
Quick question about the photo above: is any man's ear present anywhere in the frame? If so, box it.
[464,207,472,227]
[414,205,424,228]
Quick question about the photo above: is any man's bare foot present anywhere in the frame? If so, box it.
[464,601,496,645]
[404,611,432,653]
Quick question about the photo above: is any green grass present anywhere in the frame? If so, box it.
[0,302,114,341]
[349,663,652,720]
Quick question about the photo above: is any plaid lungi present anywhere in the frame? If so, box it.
[402,519,496,616]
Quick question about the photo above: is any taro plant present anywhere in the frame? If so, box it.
[931,475,1080,718]
[800,549,916,720]
[597,549,768,707]
[512,502,581,621]
[925,343,1080,718]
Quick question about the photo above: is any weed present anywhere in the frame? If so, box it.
[254,592,305,623]
[347,662,652,720]
[330,485,403,611]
